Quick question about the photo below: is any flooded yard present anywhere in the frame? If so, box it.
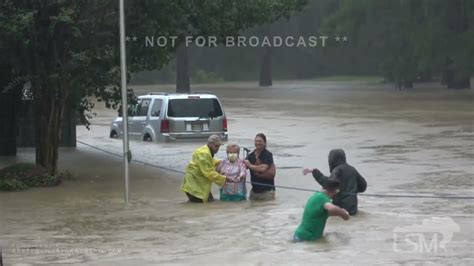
[1,81,473,265]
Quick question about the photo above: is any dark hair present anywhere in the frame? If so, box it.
[323,177,340,192]
[255,133,267,144]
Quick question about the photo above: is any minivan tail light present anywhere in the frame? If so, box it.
[160,119,169,133]
[223,117,228,132]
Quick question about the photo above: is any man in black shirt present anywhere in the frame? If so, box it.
[303,149,367,215]
[244,133,276,201]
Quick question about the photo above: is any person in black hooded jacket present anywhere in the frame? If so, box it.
[303,149,367,215]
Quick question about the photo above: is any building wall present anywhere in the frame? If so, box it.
[0,90,19,155]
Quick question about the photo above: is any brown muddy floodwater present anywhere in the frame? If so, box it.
[1,81,473,265]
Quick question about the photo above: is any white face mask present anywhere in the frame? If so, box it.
[227,153,238,162]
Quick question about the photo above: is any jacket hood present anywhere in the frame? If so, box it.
[329,149,346,172]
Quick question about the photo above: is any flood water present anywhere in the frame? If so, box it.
[1,81,473,265]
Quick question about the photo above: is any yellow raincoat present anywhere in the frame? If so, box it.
[182,145,226,202]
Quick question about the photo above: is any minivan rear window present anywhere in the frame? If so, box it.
[167,98,223,118]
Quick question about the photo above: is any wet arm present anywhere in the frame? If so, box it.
[239,161,247,179]
[324,203,350,220]
[312,169,329,186]
[216,160,224,173]
[247,162,269,173]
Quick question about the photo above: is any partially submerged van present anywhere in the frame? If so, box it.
[110,92,228,142]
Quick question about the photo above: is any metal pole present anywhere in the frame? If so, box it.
[119,0,130,203]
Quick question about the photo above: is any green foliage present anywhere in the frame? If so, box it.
[177,0,472,86]
[1,0,308,102]
[151,0,378,82]
[0,179,28,191]
[0,163,62,191]
[0,0,307,172]
[322,0,474,88]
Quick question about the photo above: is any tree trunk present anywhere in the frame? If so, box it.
[446,0,469,89]
[446,63,470,89]
[33,83,67,175]
[403,80,413,89]
[176,44,190,93]
[447,76,470,89]
[259,46,272,87]
[395,78,402,90]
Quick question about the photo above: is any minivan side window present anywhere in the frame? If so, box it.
[151,99,162,117]
[167,98,223,118]
[138,99,151,116]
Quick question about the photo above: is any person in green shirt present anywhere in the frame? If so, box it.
[293,177,350,241]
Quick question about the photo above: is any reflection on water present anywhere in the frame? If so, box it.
[1,82,473,265]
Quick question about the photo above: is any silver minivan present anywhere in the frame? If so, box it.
[110,92,228,142]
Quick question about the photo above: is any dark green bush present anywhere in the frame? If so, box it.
[0,163,63,191]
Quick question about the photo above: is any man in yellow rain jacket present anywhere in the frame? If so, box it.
[182,135,235,203]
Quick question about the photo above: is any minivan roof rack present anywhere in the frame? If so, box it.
[147,92,168,95]
[189,91,212,94]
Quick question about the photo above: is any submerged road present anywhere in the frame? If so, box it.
[1,81,473,265]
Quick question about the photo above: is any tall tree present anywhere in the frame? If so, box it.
[176,44,190,93]
[322,0,473,89]
[174,0,308,92]
[259,25,273,87]
[0,0,307,174]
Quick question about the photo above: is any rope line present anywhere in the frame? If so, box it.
[76,139,474,200]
